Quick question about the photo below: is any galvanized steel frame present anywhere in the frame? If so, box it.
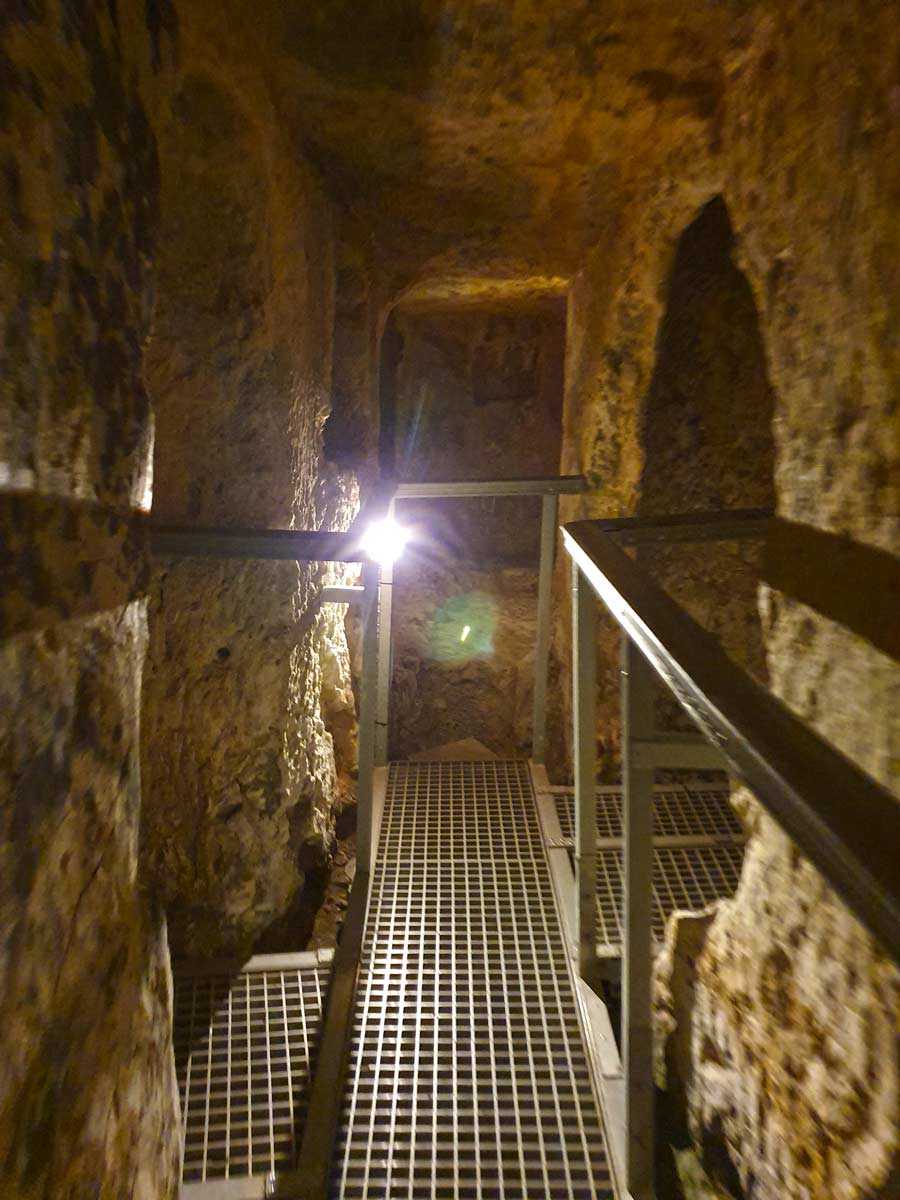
[563,516,900,1200]
[382,476,586,764]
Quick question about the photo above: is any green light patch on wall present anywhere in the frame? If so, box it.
[425,591,497,662]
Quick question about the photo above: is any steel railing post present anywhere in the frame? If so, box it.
[374,503,395,766]
[356,559,379,875]
[572,561,597,980]
[532,493,558,763]
[622,632,656,1200]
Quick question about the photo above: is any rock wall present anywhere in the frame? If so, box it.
[560,6,900,1195]
[0,4,180,1198]
[637,195,775,695]
[387,301,565,758]
[140,62,359,960]
[674,10,900,1196]
[390,563,538,760]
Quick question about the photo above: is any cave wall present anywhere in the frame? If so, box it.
[140,64,360,960]
[561,6,900,1195]
[0,4,181,1198]
[387,302,565,758]
[637,195,775,697]
[678,12,900,1196]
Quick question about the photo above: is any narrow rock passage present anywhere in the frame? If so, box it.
[334,760,615,1199]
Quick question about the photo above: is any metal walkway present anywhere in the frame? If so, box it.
[545,782,746,953]
[174,952,332,1188]
[333,760,615,1199]
[171,773,747,1199]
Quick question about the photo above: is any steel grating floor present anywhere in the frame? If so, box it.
[553,783,744,844]
[552,786,746,951]
[173,953,330,1186]
[335,761,615,1199]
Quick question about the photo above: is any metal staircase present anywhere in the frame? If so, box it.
[158,482,900,1200]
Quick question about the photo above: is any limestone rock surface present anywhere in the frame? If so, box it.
[0,3,180,1196]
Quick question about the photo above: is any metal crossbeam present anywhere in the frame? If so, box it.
[150,525,369,563]
[394,475,587,498]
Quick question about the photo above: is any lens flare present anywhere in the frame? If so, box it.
[361,517,410,566]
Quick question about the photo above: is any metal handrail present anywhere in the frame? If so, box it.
[563,516,900,1200]
[565,518,900,955]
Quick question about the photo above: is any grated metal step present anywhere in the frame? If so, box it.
[594,843,746,946]
[335,761,615,1199]
[552,784,744,845]
[551,787,746,953]
[173,953,331,1188]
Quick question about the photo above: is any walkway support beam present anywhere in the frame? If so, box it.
[150,524,367,563]
[356,560,379,875]
[572,561,597,982]
[374,502,395,767]
[621,635,656,1200]
[275,869,370,1200]
[532,493,558,763]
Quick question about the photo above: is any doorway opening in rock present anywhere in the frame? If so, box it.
[639,194,776,705]
[632,194,778,1193]
[380,295,568,762]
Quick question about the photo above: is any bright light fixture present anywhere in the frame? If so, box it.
[361,516,410,567]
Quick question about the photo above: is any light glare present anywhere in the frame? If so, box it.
[362,517,410,566]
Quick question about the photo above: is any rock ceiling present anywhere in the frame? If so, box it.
[182,0,732,303]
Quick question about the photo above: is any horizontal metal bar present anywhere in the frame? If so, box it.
[150,524,368,563]
[593,507,773,545]
[595,833,745,851]
[563,520,900,964]
[319,584,365,603]
[631,737,727,770]
[173,949,334,977]
[181,1177,267,1199]
[394,474,587,499]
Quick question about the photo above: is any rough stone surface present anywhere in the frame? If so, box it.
[0,3,180,1197]
[0,610,180,1200]
[390,564,538,760]
[391,302,565,560]
[552,7,900,1194]
[139,52,361,960]
[673,12,899,1196]
[637,195,774,697]
[4,1,899,1195]
[387,302,564,759]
